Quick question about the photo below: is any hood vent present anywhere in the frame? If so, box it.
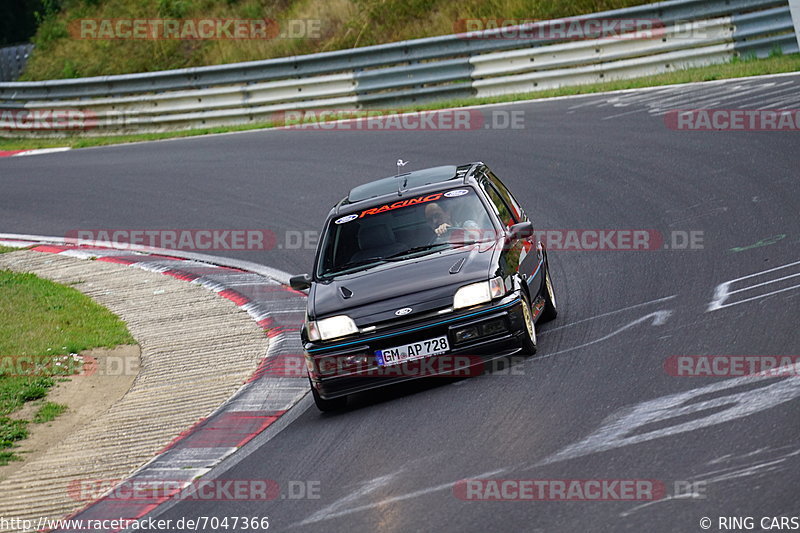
[449,257,466,274]
[340,286,353,299]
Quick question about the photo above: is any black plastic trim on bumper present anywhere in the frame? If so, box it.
[309,297,528,400]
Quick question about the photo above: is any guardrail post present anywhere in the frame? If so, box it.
[790,0,800,50]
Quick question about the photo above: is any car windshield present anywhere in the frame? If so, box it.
[317,187,498,278]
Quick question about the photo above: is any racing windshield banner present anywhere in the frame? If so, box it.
[357,192,444,218]
[330,189,469,221]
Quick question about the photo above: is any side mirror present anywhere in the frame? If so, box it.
[508,221,533,240]
[289,273,313,290]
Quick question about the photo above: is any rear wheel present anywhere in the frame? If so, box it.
[540,267,558,322]
[310,380,347,412]
[519,295,538,355]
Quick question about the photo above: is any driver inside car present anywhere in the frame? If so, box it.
[424,202,481,239]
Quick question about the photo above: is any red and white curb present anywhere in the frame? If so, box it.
[0,235,309,532]
[0,147,71,157]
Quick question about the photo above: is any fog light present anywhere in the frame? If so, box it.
[317,356,339,376]
[342,354,369,366]
[480,319,507,336]
[316,353,371,376]
[454,326,480,343]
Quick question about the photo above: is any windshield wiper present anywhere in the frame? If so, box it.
[323,242,455,277]
[384,243,449,260]
[323,257,386,277]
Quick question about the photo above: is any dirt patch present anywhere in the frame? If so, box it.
[0,344,139,483]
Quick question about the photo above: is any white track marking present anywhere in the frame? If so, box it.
[708,259,800,311]
[759,94,800,109]
[537,366,800,466]
[11,147,71,156]
[543,295,676,334]
[601,107,652,120]
[619,447,800,517]
[295,468,506,527]
[539,310,673,359]
[712,283,800,311]
[638,84,746,108]
[728,272,800,294]
[676,82,798,109]
[649,82,793,115]
[618,493,700,518]
[583,77,798,119]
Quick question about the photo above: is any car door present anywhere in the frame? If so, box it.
[479,170,544,299]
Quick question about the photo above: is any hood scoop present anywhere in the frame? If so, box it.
[340,286,353,299]
[449,257,466,274]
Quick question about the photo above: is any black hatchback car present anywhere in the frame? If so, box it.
[290,162,557,411]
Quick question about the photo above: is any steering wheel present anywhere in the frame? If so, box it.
[431,225,461,244]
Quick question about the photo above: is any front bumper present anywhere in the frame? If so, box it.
[304,293,527,399]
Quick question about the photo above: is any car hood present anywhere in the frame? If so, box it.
[309,242,497,325]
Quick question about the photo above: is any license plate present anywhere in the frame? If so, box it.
[375,336,450,366]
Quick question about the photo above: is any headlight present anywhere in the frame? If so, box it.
[307,315,358,341]
[453,277,505,309]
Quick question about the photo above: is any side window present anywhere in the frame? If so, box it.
[481,179,517,227]
[486,170,525,222]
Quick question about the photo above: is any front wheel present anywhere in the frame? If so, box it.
[310,380,347,412]
[519,295,538,355]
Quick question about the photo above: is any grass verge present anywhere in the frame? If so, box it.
[33,402,68,424]
[0,53,798,152]
[0,268,135,463]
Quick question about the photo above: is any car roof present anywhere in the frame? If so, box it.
[332,162,485,216]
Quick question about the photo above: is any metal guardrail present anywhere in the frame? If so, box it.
[0,0,797,135]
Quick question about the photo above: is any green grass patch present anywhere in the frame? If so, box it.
[0,417,29,444]
[0,417,28,464]
[0,269,135,461]
[33,402,68,423]
[0,451,23,466]
[0,270,135,357]
[1,53,797,152]
[0,246,20,254]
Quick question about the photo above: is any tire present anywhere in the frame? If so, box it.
[519,294,538,355]
[310,380,347,412]
[540,266,558,322]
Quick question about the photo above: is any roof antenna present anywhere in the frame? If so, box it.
[396,159,409,195]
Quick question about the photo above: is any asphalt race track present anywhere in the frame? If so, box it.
[2,73,799,532]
